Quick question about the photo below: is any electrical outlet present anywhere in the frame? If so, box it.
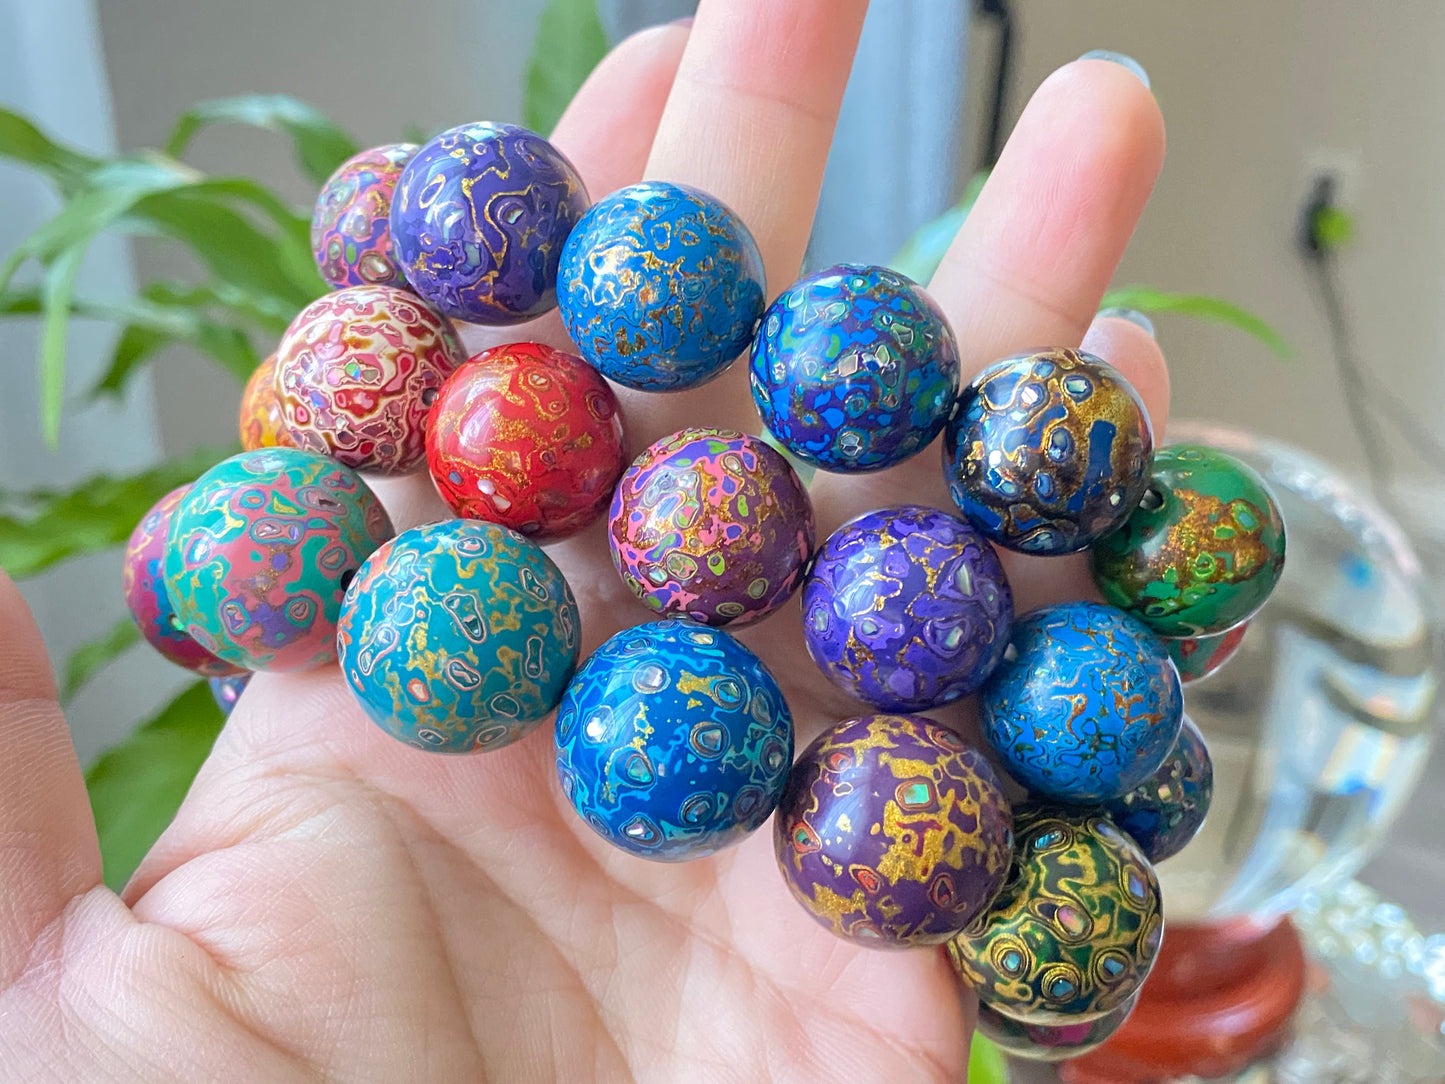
[1302,148,1363,212]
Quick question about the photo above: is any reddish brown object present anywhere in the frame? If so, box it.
[1060,917,1306,1084]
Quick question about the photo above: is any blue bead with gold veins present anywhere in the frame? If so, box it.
[556,181,765,391]
[981,600,1183,803]
[336,520,580,754]
[749,264,960,472]
[554,620,793,861]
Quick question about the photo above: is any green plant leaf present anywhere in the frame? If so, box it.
[62,617,142,704]
[0,443,236,579]
[85,680,225,891]
[890,170,989,284]
[38,245,84,445]
[523,0,609,136]
[165,94,358,187]
[1099,285,1293,359]
[0,106,102,195]
[968,1035,1009,1084]
[0,154,199,294]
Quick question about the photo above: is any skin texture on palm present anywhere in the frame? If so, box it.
[0,3,1168,1081]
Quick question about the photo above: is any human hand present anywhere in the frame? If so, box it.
[0,3,1166,1080]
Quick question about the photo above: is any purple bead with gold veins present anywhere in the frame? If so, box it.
[802,504,1012,712]
[608,427,815,626]
[311,143,418,289]
[773,713,1014,948]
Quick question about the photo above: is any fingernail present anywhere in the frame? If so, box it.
[1079,50,1150,89]
[670,15,694,28]
[1097,307,1156,338]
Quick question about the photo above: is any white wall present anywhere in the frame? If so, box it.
[974,1,1445,476]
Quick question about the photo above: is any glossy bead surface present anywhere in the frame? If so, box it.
[238,354,295,452]
[944,348,1153,555]
[948,805,1163,1023]
[164,448,393,672]
[749,264,959,472]
[276,285,464,475]
[123,486,242,677]
[774,714,1013,948]
[390,122,589,325]
[1091,444,1286,637]
[608,427,814,627]
[208,673,251,717]
[1166,621,1249,685]
[981,601,1182,803]
[557,181,765,391]
[1104,715,1213,864]
[802,505,1012,712]
[338,520,579,754]
[554,620,793,861]
[425,342,626,541]
[311,142,418,289]
[976,991,1138,1062]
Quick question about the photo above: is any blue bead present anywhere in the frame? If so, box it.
[554,620,793,861]
[981,601,1182,802]
[1104,716,1214,862]
[750,264,960,472]
[557,181,765,391]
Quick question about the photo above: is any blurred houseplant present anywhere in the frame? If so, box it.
[0,0,1285,901]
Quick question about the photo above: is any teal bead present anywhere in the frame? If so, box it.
[337,520,580,754]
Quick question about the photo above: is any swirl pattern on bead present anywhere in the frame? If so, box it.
[426,343,627,541]
[275,285,465,474]
[238,354,296,453]
[1104,715,1213,864]
[608,427,815,626]
[311,142,418,289]
[802,505,1013,712]
[555,620,793,861]
[976,991,1138,1062]
[1166,621,1249,685]
[749,264,960,472]
[1091,444,1286,637]
[164,448,393,672]
[557,181,765,391]
[774,714,1014,947]
[948,805,1163,1023]
[981,601,1183,803]
[123,486,243,677]
[337,520,579,754]
[944,348,1154,555]
[390,122,589,325]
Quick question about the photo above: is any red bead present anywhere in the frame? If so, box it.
[425,342,627,542]
[238,354,296,452]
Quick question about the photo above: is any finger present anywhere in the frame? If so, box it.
[812,57,1166,528]
[375,20,693,533]
[0,570,102,983]
[615,0,868,445]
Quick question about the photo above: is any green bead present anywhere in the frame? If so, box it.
[1090,444,1285,638]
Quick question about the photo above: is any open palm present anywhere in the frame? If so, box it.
[0,4,1168,1080]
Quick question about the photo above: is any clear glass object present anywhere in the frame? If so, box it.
[1158,421,1441,921]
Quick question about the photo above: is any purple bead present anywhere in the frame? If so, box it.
[774,714,1014,948]
[802,504,1013,711]
[389,123,589,326]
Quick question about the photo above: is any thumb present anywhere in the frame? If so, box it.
[0,569,102,983]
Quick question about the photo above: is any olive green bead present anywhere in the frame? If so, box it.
[1090,444,1285,638]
